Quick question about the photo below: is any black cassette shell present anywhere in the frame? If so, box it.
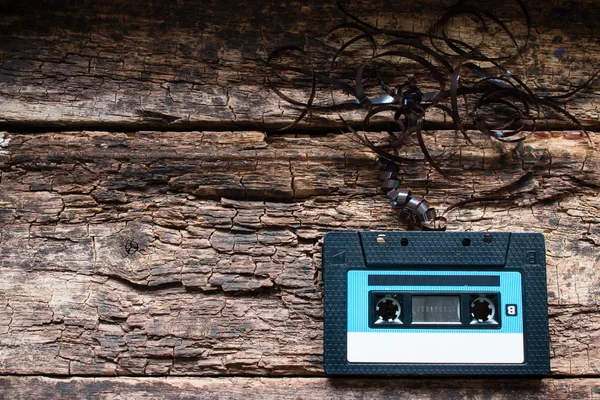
[322,231,550,376]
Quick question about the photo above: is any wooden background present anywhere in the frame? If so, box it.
[1,0,600,398]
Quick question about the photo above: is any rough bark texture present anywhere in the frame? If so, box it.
[1,0,600,398]
[2,377,600,400]
[0,130,599,378]
[0,0,599,131]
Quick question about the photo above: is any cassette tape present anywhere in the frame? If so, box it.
[323,231,550,376]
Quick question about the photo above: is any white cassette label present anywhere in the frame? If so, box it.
[347,332,524,363]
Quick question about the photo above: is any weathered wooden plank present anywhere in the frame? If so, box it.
[0,130,599,376]
[1,377,600,400]
[0,0,599,130]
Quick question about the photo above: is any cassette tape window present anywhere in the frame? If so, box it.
[412,296,460,324]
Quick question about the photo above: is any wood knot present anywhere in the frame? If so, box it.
[123,237,140,255]
[109,222,152,259]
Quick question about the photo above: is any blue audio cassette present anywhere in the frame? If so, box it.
[322,231,549,375]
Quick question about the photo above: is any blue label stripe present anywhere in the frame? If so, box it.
[347,270,523,334]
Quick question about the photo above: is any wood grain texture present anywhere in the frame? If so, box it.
[0,130,598,376]
[2,1,600,397]
[0,0,599,131]
[1,377,600,400]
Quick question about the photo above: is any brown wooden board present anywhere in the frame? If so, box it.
[1,377,600,400]
[0,0,599,131]
[0,130,598,377]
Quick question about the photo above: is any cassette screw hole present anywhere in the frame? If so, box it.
[471,298,493,322]
[483,234,493,244]
[377,234,386,244]
[376,297,401,321]
[462,238,471,246]
[400,238,408,246]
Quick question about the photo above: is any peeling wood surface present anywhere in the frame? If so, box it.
[2,0,600,397]
[1,0,600,131]
[0,130,599,378]
[2,377,600,400]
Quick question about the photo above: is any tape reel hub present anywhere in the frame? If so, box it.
[376,296,401,322]
[470,296,496,323]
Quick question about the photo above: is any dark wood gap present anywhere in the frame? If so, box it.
[1,121,598,135]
